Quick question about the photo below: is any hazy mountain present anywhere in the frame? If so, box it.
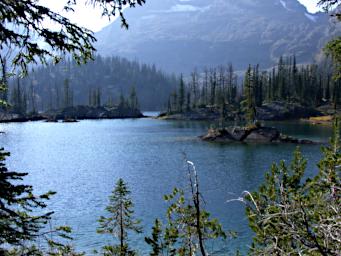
[95,0,340,73]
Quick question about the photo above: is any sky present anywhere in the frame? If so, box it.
[41,0,322,32]
[298,0,321,13]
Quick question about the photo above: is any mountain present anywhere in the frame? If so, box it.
[95,0,340,73]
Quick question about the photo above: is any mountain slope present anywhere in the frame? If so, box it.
[95,0,340,73]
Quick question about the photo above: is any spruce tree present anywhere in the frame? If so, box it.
[246,120,341,255]
[63,78,70,109]
[0,148,55,250]
[147,162,227,256]
[178,75,185,113]
[97,178,142,256]
[242,65,256,124]
[129,86,138,110]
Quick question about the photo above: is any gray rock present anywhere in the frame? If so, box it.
[201,125,317,144]
[244,127,280,142]
[256,101,322,121]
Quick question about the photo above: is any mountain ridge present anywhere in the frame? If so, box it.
[95,0,340,73]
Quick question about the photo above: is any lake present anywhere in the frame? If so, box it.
[0,115,333,255]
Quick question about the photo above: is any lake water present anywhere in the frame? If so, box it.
[0,115,333,255]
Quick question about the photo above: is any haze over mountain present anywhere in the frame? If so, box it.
[95,0,340,73]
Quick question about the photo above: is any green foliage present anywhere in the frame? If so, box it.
[144,219,165,256]
[0,0,145,74]
[318,0,341,80]
[325,37,341,80]
[163,187,227,255]
[246,120,341,255]
[129,86,139,110]
[241,65,256,124]
[0,148,83,255]
[0,148,55,246]
[146,162,228,256]
[178,75,185,113]
[97,178,142,256]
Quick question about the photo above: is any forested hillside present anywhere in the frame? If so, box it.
[166,56,340,117]
[95,0,340,73]
[9,56,177,111]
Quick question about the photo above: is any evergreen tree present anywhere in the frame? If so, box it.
[167,96,172,114]
[129,86,138,110]
[171,91,178,113]
[96,87,102,107]
[178,75,185,113]
[63,78,70,109]
[147,161,227,256]
[144,219,165,256]
[119,93,126,109]
[186,92,191,112]
[190,70,199,108]
[0,0,145,74]
[242,65,256,124]
[0,148,55,249]
[246,120,341,255]
[97,179,142,256]
[209,69,216,106]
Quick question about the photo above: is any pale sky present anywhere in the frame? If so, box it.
[40,0,322,32]
[297,0,321,13]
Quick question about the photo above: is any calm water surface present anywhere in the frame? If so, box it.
[0,116,333,255]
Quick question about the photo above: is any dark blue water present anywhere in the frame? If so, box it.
[0,116,332,255]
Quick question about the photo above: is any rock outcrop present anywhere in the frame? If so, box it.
[51,106,144,120]
[158,106,234,121]
[256,101,322,121]
[201,125,318,144]
[159,102,322,122]
[0,106,144,123]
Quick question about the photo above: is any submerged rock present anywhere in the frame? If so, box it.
[201,125,317,145]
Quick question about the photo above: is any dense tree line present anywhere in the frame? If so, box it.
[167,56,341,118]
[8,55,177,113]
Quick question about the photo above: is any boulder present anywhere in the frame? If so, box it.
[244,127,280,143]
[200,128,236,142]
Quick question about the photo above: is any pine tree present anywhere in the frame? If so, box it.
[178,75,185,113]
[149,161,227,256]
[246,120,341,255]
[242,65,256,124]
[129,86,138,110]
[63,78,70,109]
[97,87,101,107]
[144,219,164,256]
[119,93,126,109]
[97,178,142,256]
[0,148,55,249]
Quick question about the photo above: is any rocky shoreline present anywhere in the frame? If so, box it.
[0,106,145,123]
[200,125,319,144]
[158,101,323,122]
